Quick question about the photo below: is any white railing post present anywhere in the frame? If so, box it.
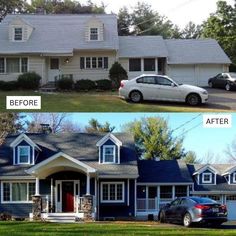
[86,173,90,195]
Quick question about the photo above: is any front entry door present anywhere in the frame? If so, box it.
[62,182,74,212]
[48,58,60,82]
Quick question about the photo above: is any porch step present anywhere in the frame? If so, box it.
[46,213,77,223]
[39,82,57,92]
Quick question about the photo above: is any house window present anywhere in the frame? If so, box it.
[2,182,35,203]
[144,58,155,71]
[233,173,236,183]
[21,58,28,73]
[101,182,124,202]
[90,28,98,40]
[175,186,187,197]
[160,186,172,199]
[18,146,30,164]
[14,28,23,41]
[80,57,108,69]
[129,58,141,71]
[6,58,20,73]
[202,173,212,184]
[50,58,59,70]
[103,145,115,163]
[0,58,5,73]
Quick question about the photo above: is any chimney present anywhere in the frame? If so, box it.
[40,124,52,134]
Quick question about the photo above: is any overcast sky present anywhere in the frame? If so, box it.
[78,0,235,28]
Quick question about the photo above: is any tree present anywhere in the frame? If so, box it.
[181,21,202,39]
[26,113,81,133]
[201,1,236,66]
[109,62,128,89]
[122,117,186,160]
[183,151,198,164]
[225,137,236,162]
[85,118,115,133]
[118,7,132,36]
[0,0,27,22]
[0,113,23,145]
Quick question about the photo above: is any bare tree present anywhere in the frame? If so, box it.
[26,113,81,133]
[198,150,219,164]
[225,137,236,163]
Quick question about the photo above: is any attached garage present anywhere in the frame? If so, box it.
[226,196,236,221]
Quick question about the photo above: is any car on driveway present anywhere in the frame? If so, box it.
[119,74,208,106]
[158,197,227,227]
[208,73,236,91]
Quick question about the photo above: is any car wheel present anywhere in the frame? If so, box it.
[208,81,213,88]
[159,211,165,223]
[186,94,201,106]
[183,213,192,227]
[225,83,231,91]
[129,91,143,103]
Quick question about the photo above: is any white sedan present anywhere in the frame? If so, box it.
[119,74,208,106]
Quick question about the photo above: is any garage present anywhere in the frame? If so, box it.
[168,65,196,85]
[226,196,236,220]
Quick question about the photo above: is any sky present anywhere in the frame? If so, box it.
[78,0,235,28]
[65,112,236,163]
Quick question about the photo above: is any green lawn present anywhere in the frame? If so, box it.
[0,91,225,112]
[0,222,235,236]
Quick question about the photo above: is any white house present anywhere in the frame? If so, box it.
[0,14,231,87]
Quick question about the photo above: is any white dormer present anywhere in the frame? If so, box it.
[222,165,236,185]
[9,16,34,42]
[96,133,122,164]
[85,16,104,42]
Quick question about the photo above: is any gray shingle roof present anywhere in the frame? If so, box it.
[0,133,138,178]
[118,36,168,58]
[165,39,231,64]
[188,164,236,193]
[0,14,119,54]
[137,160,193,183]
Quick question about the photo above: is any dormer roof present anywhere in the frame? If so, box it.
[193,164,219,175]
[96,133,122,147]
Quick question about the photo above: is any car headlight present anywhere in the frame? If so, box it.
[201,91,208,95]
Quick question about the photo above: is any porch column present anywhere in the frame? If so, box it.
[86,173,90,195]
[35,177,40,195]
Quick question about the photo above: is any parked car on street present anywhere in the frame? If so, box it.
[208,73,236,91]
[158,197,227,227]
[119,75,208,106]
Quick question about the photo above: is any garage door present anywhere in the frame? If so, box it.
[198,65,223,87]
[226,196,236,220]
[168,65,196,85]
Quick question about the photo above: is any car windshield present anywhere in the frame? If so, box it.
[229,73,236,78]
[191,197,216,204]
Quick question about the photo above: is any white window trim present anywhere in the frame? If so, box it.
[1,181,35,204]
[4,57,29,74]
[13,27,24,42]
[233,173,236,183]
[202,173,212,184]
[83,57,107,70]
[17,146,30,164]
[102,145,116,164]
[89,27,99,41]
[100,182,125,203]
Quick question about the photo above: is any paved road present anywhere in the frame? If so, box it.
[205,88,236,111]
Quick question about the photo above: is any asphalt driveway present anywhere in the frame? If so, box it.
[205,88,236,110]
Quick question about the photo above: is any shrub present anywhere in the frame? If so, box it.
[0,212,12,221]
[0,81,19,91]
[17,72,41,90]
[96,79,112,90]
[109,62,128,89]
[75,79,96,91]
[56,77,74,90]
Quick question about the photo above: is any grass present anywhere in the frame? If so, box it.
[0,222,236,236]
[0,91,226,112]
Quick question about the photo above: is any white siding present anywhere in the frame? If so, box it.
[85,17,104,41]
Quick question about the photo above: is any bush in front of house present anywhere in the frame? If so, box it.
[0,212,12,221]
[17,72,41,90]
[96,79,112,90]
[56,77,74,90]
[109,61,128,89]
[0,81,19,91]
[75,79,96,91]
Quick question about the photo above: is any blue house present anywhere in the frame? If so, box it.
[0,133,236,222]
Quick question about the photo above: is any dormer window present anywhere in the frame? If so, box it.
[233,173,236,183]
[202,173,212,184]
[103,145,115,163]
[90,28,98,40]
[14,27,23,41]
[18,146,30,164]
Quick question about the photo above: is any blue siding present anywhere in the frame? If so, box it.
[98,179,135,219]
[199,170,215,184]
[100,139,118,164]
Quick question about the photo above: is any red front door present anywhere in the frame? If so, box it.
[62,182,74,212]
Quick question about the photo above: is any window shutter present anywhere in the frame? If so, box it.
[80,57,85,69]
[104,57,108,69]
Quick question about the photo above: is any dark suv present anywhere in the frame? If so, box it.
[158,197,227,227]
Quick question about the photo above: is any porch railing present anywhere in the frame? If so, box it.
[55,74,73,82]
[41,195,50,213]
